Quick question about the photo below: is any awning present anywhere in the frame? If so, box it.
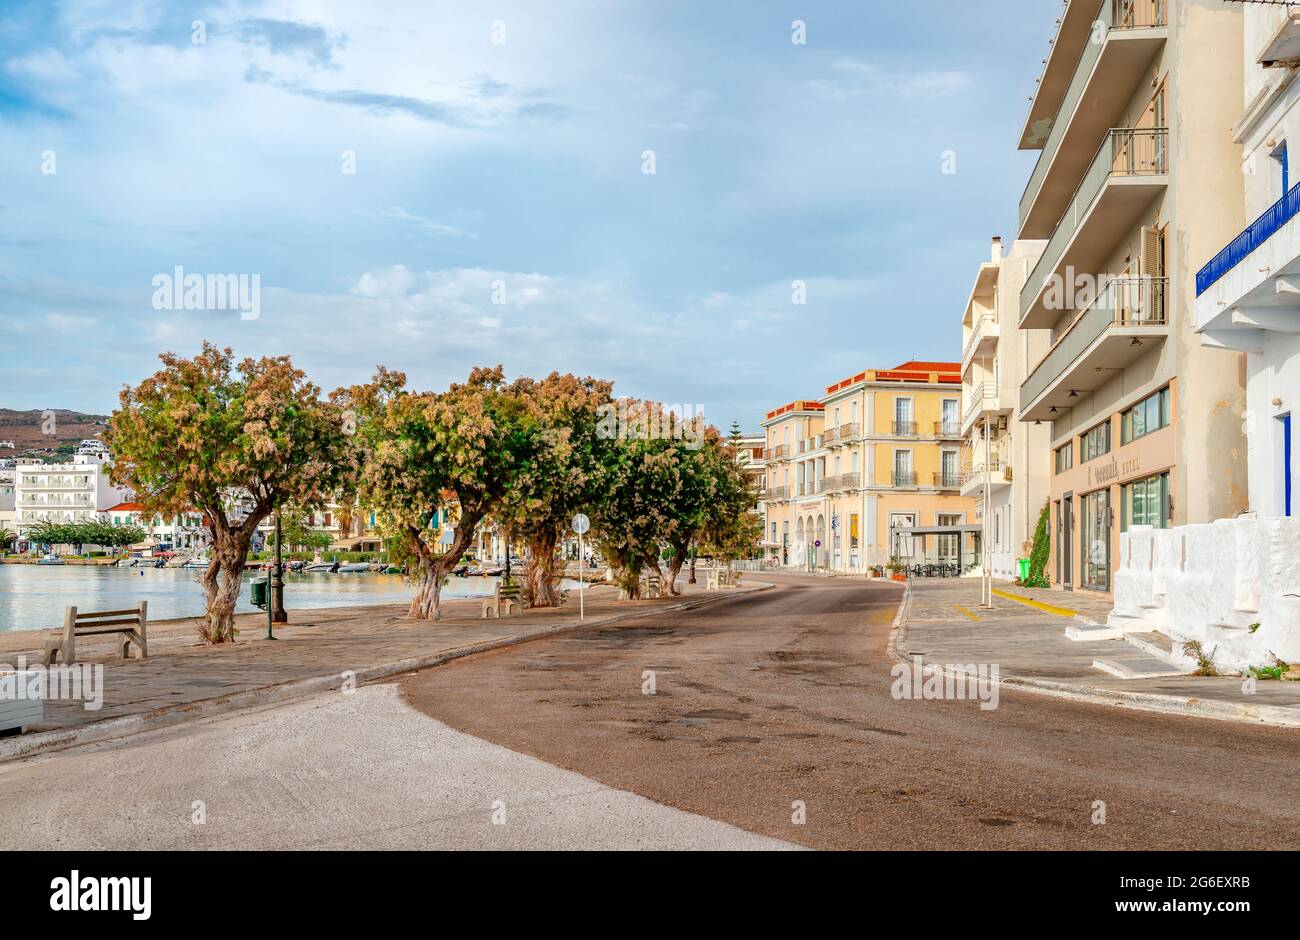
[892,525,983,536]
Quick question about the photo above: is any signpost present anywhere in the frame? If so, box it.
[571,513,590,621]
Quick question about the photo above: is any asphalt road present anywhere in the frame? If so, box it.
[0,684,794,850]
[400,573,1300,850]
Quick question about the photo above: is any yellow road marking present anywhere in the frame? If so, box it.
[990,588,1078,618]
[953,605,981,621]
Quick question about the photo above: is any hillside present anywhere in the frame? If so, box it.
[0,408,109,457]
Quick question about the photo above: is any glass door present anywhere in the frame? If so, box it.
[1082,489,1111,591]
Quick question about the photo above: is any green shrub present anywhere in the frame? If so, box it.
[1021,503,1051,588]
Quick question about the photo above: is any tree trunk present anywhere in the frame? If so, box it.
[407,516,481,622]
[523,529,562,608]
[204,543,248,643]
[665,535,692,595]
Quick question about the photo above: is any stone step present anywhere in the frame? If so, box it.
[1065,623,1122,641]
[1125,630,1177,662]
[1105,611,1164,633]
[1091,656,1190,680]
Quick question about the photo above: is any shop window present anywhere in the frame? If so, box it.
[1122,472,1171,531]
[1080,421,1111,462]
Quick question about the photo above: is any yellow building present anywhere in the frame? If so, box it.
[761,362,977,573]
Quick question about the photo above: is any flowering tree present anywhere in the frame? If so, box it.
[104,344,357,642]
[352,366,540,620]
[493,372,614,608]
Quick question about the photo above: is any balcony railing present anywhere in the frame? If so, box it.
[961,313,997,365]
[891,420,918,437]
[823,427,839,446]
[1020,0,1168,232]
[765,486,788,501]
[933,472,962,490]
[964,382,996,425]
[934,420,962,438]
[892,470,918,488]
[839,422,859,441]
[1022,127,1168,319]
[960,461,1002,488]
[1021,276,1168,409]
[1198,176,1300,296]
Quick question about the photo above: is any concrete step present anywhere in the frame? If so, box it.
[1065,623,1122,641]
[1106,611,1164,633]
[1125,630,1177,663]
[1091,655,1190,680]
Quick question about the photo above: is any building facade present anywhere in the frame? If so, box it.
[1016,0,1247,594]
[14,441,133,537]
[1107,3,1300,672]
[961,237,1053,581]
[106,502,209,553]
[761,363,976,573]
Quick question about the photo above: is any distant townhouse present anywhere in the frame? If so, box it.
[105,502,208,553]
[1015,0,1247,594]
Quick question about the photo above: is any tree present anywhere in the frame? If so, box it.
[352,366,541,621]
[493,372,614,608]
[660,427,728,595]
[104,344,357,642]
[698,450,762,565]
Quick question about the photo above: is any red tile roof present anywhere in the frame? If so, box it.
[107,502,146,512]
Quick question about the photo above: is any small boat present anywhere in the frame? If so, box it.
[165,555,190,568]
[183,557,210,569]
[36,554,64,566]
[336,562,369,573]
[305,561,339,573]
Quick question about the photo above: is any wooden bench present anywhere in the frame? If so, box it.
[480,581,521,619]
[44,602,148,666]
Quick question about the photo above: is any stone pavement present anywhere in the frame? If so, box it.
[0,576,768,759]
[901,577,1300,725]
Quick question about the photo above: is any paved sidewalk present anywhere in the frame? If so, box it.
[0,577,769,761]
[900,578,1300,725]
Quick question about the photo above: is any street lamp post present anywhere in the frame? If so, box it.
[272,507,287,626]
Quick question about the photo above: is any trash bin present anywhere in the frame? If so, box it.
[250,577,269,609]
[1016,558,1030,582]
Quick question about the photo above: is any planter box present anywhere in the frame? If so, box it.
[0,671,44,733]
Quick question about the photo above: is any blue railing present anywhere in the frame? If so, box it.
[1197,178,1300,296]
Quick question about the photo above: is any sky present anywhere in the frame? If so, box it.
[0,0,1049,432]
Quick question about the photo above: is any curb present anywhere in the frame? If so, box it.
[0,582,776,764]
[888,589,1300,729]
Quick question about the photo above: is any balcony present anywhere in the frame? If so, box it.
[1021,127,1169,328]
[767,444,789,462]
[1021,276,1169,421]
[959,461,1010,497]
[839,422,860,442]
[822,426,839,446]
[934,420,963,439]
[933,472,962,491]
[961,312,999,374]
[1020,0,1168,239]
[891,420,918,437]
[765,486,789,502]
[892,470,918,489]
[961,382,1003,437]
[819,473,860,494]
[1195,178,1300,351]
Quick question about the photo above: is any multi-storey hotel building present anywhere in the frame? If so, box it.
[14,441,133,537]
[1015,0,1247,594]
[761,363,976,572]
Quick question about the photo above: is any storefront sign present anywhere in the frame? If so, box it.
[1087,455,1140,488]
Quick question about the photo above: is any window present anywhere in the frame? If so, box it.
[893,450,914,485]
[1121,387,1171,444]
[1055,442,1073,474]
[1122,472,1171,531]
[894,397,914,435]
[1081,421,1111,462]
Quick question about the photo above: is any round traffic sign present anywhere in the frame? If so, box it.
[571,513,591,535]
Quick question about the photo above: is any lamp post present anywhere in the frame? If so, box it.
[271,507,287,626]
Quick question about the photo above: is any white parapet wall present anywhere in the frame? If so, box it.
[1113,519,1300,673]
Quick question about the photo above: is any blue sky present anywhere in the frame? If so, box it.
[0,0,1047,431]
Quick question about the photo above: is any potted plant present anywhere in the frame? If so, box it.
[886,556,907,582]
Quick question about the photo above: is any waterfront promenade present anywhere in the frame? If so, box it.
[0,577,768,761]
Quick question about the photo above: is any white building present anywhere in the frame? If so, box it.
[1113,4,1300,672]
[14,441,133,537]
[959,237,1051,581]
[0,463,15,538]
[106,502,208,553]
